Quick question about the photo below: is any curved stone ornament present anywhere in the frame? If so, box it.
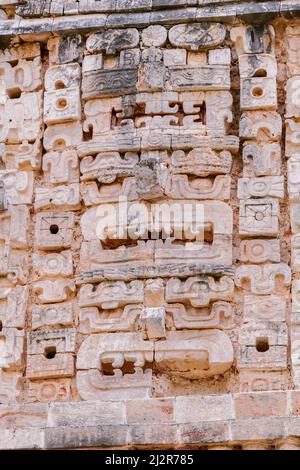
[169,23,227,51]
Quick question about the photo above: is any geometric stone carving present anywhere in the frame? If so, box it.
[165,174,231,200]
[0,58,42,96]
[26,354,75,380]
[155,330,233,379]
[165,302,233,330]
[35,212,74,251]
[286,77,300,118]
[240,111,282,142]
[286,119,300,158]
[239,370,287,392]
[0,286,28,328]
[237,322,288,370]
[0,169,33,204]
[288,154,300,200]
[230,25,275,56]
[86,29,140,54]
[169,23,227,50]
[33,280,76,304]
[237,176,284,199]
[0,205,29,248]
[290,203,300,234]
[242,142,281,177]
[44,64,81,91]
[32,251,73,278]
[44,88,81,125]
[239,239,281,264]
[79,304,141,334]
[238,54,277,79]
[235,264,291,295]
[28,329,76,355]
[0,370,21,403]
[140,307,166,340]
[26,379,74,402]
[78,281,144,310]
[43,122,83,152]
[77,332,154,400]
[32,302,74,330]
[171,149,233,176]
[239,198,279,237]
[42,150,79,184]
[0,327,24,370]
[4,140,42,170]
[34,183,80,211]
[0,92,42,143]
[165,276,234,307]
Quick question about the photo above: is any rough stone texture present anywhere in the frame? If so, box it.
[0,0,299,451]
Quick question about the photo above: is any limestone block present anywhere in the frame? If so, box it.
[240,111,282,142]
[81,178,137,206]
[238,322,288,370]
[239,370,287,392]
[166,276,234,308]
[33,251,73,278]
[34,183,80,211]
[43,122,83,151]
[205,91,233,135]
[79,281,144,310]
[171,148,232,176]
[155,330,233,379]
[79,304,141,334]
[169,23,226,50]
[0,43,41,63]
[82,54,103,73]
[239,198,279,237]
[43,150,79,184]
[144,278,165,308]
[44,63,81,91]
[77,332,154,400]
[286,119,300,157]
[140,307,166,340]
[208,48,231,66]
[44,88,81,125]
[28,329,76,355]
[79,240,154,273]
[32,302,74,330]
[0,328,24,370]
[287,29,300,76]
[286,77,300,118]
[289,202,300,234]
[0,180,6,211]
[26,379,74,402]
[142,25,167,47]
[26,353,75,380]
[239,239,281,264]
[0,286,28,328]
[0,370,21,402]
[82,68,138,99]
[0,205,29,248]
[0,92,42,143]
[163,49,187,67]
[288,154,300,200]
[168,66,230,91]
[0,169,33,204]
[33,280,76,304]
[47,35,84,66]
[165,302,233,330]
[292,279,300,313]
[80,152,138,183]
[119,49,140,68]
[291,234,300,272]
[239,54,277,79]
[291,325,300,370]
[86,29,139,54]
[0,58,42,96]
[4,140,42,170]
[0,245,29,284]
[244,295,286,322]
[35,211,74,251]
[165,175,231,200]
[235,264,291,295]
[230,25,275,56]
[240,77,277,111]
[237,176,284,200]
[242,142,281,177]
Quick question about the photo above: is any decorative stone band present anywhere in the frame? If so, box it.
[1,391,300,449]
[0,2,300,42]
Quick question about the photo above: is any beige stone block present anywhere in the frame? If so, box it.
[0,327,24,370]
[43,122,82,151]
[26,379,74,402]
[33,279,76,304]
[239,239,280,264]
[235,264,291,295]
[239,370,287,392]
[79,281,144,310]
[230,25,275,56]
[26,353,75,380]
[4,140,42,171]
[33,251,73,278]
[28,329,76,355]
[163,49,187,67]
[239,198,279,237]
[44,88,81,125]
[166,276,234,308]
[0,286,28,328]
[142,25,167,47]
[79,305,141,334]
[0,57,42,96]
[240,111,282,142]
[0,169,33,205]
[0,370,22,403]
[187,51,207,66]
[34,183,80,211]
[288,154,300,200]
[242,142,281,177]
[43,149,79,184]
[166,302,233,331]
[44,63,81,91]
[286,119,300,157]
[208,48,231,65]
[140,307,166,340]
[235,391,287,418]
[175,395,234,423]
[169,23,226,50]
[35,211,74,251]
[244,295,286,322]
[238,176,284,199]
[32,302,74,330]
[240,77,277,111]
[239,54,277,78]
[286,76,300,118]
[155,330,233,379]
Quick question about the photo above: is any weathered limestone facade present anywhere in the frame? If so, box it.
[0,0,300,450]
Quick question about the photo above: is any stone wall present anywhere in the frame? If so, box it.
[0,0,300,450]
